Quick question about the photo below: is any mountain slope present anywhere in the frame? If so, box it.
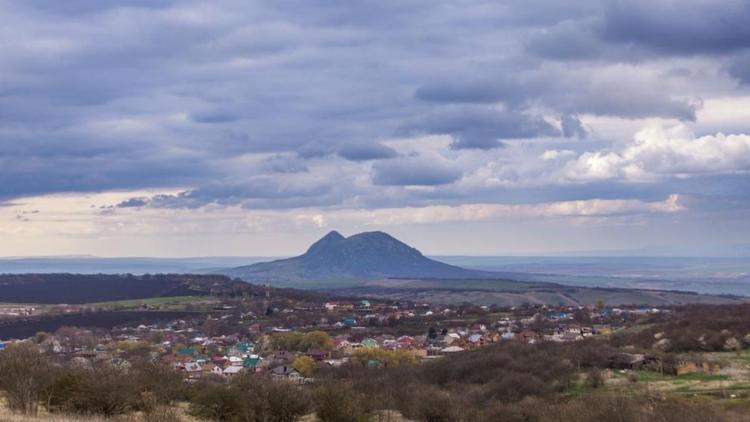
[222,231,490,283]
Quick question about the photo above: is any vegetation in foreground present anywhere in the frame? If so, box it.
[2,332,750,422]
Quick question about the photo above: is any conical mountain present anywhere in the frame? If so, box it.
[223,230,489,283]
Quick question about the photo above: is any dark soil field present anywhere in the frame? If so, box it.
[0,311,201,340]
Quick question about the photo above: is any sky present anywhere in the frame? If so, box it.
[1,0,750,257]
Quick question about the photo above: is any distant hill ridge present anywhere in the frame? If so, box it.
[0,273,233,304]
[223,230,490,282]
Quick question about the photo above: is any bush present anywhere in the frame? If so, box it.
[189,384,252,422]
[57,366,140,416]
[189,375,310,422]
[314,382,373,422]
[536,394,733,422]
[400,385,457,422]
[0,342,54,415]
[233,375,310,422]
[586,368,604,389]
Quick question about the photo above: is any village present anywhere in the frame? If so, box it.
[0,291,674,383]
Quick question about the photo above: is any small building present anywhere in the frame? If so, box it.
[223,365,244,377]
[243,355,261,368]
[270,365,303,382]
[361,338,379,348]
[307,349,330,361]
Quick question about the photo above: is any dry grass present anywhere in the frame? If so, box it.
[0,404,196,422]
[0,408,117,422]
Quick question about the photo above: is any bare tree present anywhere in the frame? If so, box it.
[0,342,53,415]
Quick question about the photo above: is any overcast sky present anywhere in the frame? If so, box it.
[1,0,750,257]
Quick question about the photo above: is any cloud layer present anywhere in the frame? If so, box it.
[1,0,750,254]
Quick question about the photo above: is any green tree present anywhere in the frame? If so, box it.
[292,355,316,377]
[302,331,333,351]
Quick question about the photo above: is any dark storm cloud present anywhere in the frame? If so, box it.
[402,106,560,149]
[262,155,309,174]
[527,1,750,59]
[338,143,397,161]
[0,129,215,201]
[601,0,750,55]
[130,175,345,210]
[526,21,608,61]
[415,77,531,105]
[0,0,748,209]
[413,68,697,121]
[14,0,177,15]
[117,197,150,208]
[372,158,462,186]
[729,50,750,84]
[190,110,239,124]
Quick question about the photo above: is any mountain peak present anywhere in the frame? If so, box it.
[322,230,345,241]
[227,230,489,282]
[305,230,345,255]
[349,231,394,240]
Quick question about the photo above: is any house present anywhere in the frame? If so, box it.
[441,346,464,353]
[501,331,515,340]
[243,355,261,368]
[177,347,195,357]
[223,366,244,377]
[335,340,353,354]
[183,362,202,378]
[307,349,330,361]
[468,334,483,345]
[610,353,661,370]
[270,365,303,382]
[397,336,415,347]
[361,338,379,348]
[381,339,398,350]
[324,358,347,367]
[272,350,294,362]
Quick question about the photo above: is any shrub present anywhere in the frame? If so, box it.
[586,368,604,389]
[400,385,456,422]
[0,342,54,415]
[314,382,373,422]
[58,366,140,416]
[189,384,252,422]
[189,375,310,422]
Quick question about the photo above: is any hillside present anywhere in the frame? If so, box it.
[222,231,490,283]
[334,278,747,307]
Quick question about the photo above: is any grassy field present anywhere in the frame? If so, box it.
[91,295,217,311]
[599,351,750,399]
